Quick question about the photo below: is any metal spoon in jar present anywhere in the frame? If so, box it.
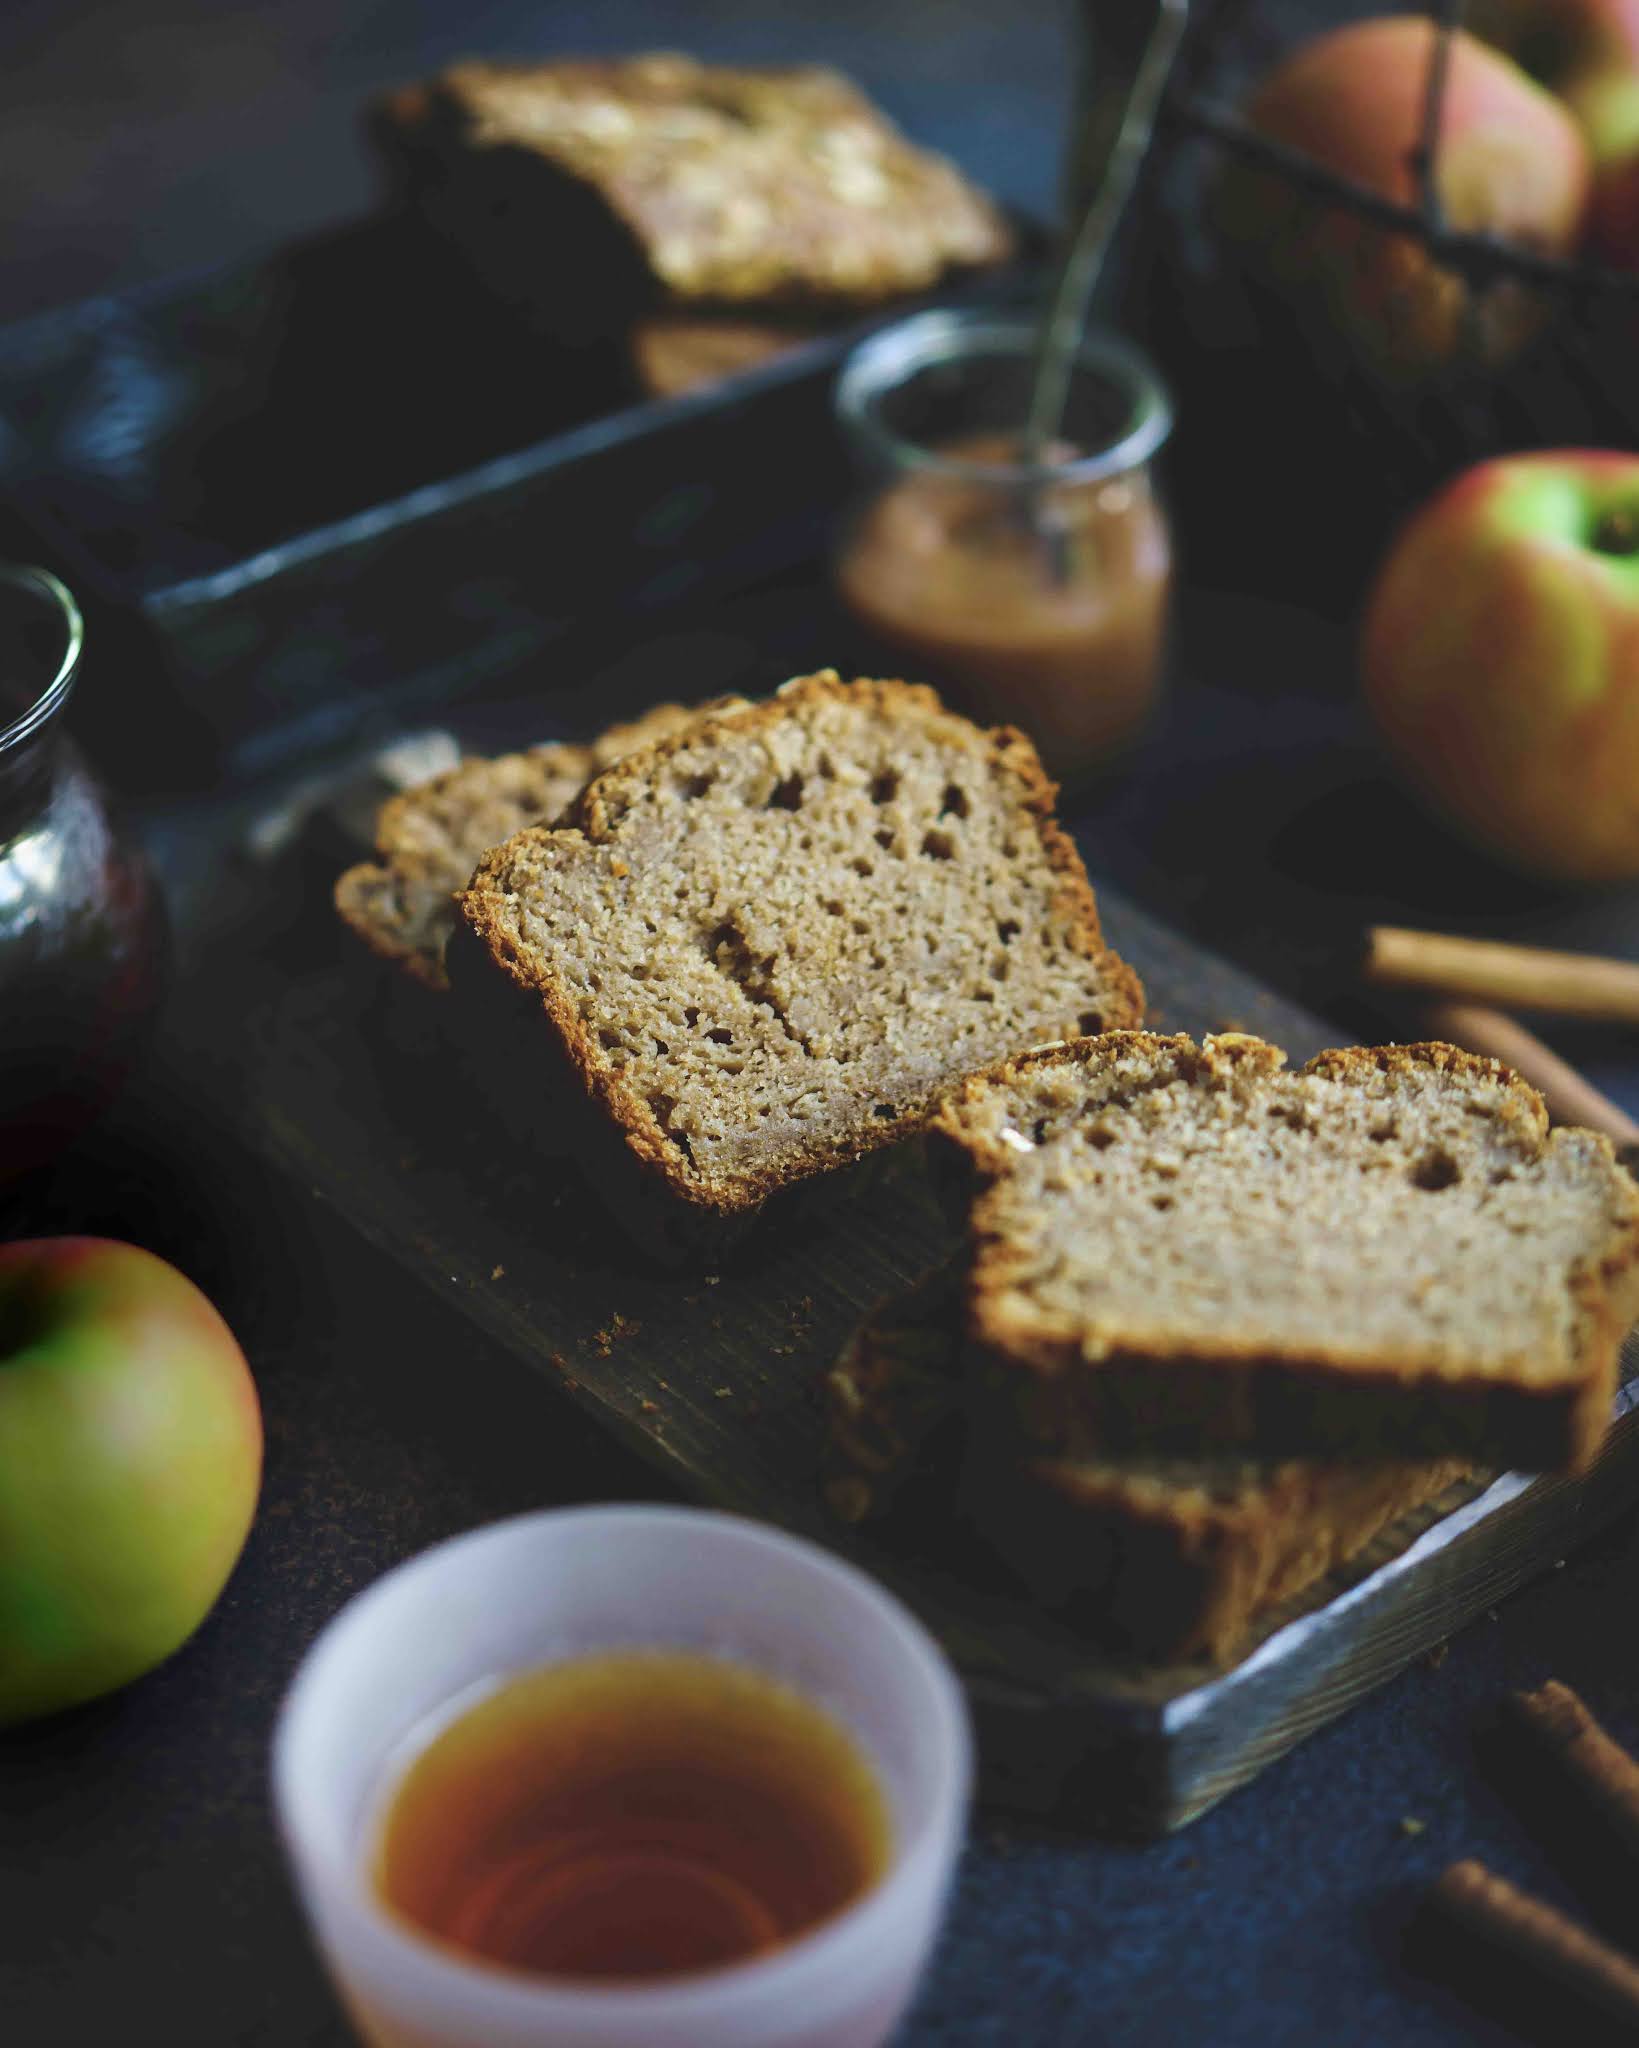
[1020,0,1189,582]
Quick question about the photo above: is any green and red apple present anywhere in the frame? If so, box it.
[0,1237,262,1725]
[1363,450,1639,882]
[1469,0,1639,260]
[1220,16,1591,374]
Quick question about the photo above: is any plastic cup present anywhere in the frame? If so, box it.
[273,1505,972,2048]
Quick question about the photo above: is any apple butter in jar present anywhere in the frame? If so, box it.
[833,312,1173,782]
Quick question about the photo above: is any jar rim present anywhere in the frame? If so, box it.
[834,309,1173,487]
[0,563,82,756]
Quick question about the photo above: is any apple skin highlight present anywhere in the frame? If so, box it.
[1363,450,1639,883]
[0,1237,263,1726]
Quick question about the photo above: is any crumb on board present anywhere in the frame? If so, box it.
[640,1398,660,1415]
[490,1264,505,1281]
[706,1274,720,1286]
[585,1318,641,1357]
[1399,1816,1427,1839]
[714,1387,734,1399]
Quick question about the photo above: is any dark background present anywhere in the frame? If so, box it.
[0,0,1076,323]
[4,4,1639,2045]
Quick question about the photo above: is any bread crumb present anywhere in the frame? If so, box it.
[490,1264,505,1280]
[640,1398,660,1414]
[714,1386,734,1398]
[1399,1816,1427,1838]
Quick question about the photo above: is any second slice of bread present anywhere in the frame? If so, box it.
[453,672,1143,1250]
[933,1032,1639,1472]
[334,701,729,990]
[825,1265,1466,1665]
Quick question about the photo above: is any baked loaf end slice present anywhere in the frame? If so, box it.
[933,1032,1639,1473]
[454,672,1143,1250]
[825,1265,1465,1665]
[376,54,1014,313]
[334,702,730,990]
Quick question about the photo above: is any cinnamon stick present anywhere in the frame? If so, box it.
[1423,1859,1639,2030]
[1367,927,1639,1026]
[1508,1681,1639,1875]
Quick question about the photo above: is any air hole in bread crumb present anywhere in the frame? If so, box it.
[681,772,714,800]
[997,919,1021,945]
[851,857,874,878]
[871,770,899,804]
[1370,1119,1398,1142]
[873,1103,897,1119]
[1032,1118,1049,1144]
[823,898,844,916]
[921,829,956,860]
[1412,1148,1461,1191]
[684,1005,699,1028]
[653,1038,668,1056]
[1078,1010,1103,1036]
[767,773,804,811]
[707,1027,733,1045]
[875,827,895,850]
[1151,1195,1174,1212]
[598,1027,621,1049]
[1086,1125,1116,1150]
[941,783,970,819]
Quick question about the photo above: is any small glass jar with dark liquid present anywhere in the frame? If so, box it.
[834,311,1174,784]
[0,565,166,1179]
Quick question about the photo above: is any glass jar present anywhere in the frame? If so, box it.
[0,565,167,1180]
[833,310,1174,783]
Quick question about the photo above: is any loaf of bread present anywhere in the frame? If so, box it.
[374,54,1014,319]
[933,1032,1639,1473]
[452,673,1143,1251]
[334,702,727,990]
[825,1265,1467,1665]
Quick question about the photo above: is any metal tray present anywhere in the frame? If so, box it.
[0,209,1031,776]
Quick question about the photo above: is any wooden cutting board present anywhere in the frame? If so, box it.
[216,879,1639,1833]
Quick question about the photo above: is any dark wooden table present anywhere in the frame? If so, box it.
[5,4,1639,2045]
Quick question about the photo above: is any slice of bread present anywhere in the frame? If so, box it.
[453,673,1143,1251]
[335,702,727,990]
[933,1032,1639,1472]
[825,1265,1465,1664]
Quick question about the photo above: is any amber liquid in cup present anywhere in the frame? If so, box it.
[371,1651,892,1983]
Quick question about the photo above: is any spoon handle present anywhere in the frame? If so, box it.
[1022,0,1189,469]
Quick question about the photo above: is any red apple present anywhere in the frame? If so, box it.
[1363,450,1639,881]
[1469,0,1639,258]
[0,1237,262,1725]
[1222,17,1591,374]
